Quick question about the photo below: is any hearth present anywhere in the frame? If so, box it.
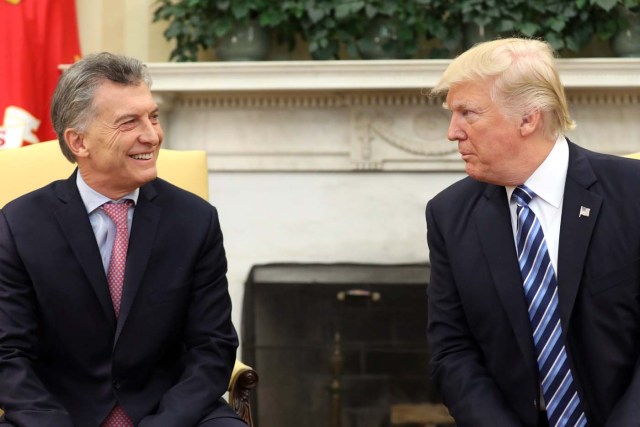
[241,263,442,427]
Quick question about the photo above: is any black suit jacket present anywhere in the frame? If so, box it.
[0,173,238,427]
[426,142,640,427]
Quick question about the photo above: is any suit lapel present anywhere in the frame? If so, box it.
[476,184,538,380]
[115,181,161,343]
[54,172,116,325]
[557,143,600,332]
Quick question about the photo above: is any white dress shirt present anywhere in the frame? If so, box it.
[506,135,569,275]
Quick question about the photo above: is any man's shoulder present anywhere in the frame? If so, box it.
[429,176,487,209]
[570,142,640,183]
[145,178,216,212]
[2,179,68,215]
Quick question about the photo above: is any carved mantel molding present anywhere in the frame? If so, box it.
[148,59,640,171]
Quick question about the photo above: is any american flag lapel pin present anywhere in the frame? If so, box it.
[579,206,590,218]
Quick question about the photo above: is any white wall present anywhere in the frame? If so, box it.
[76,0,172,61]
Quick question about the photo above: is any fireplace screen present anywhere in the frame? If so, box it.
[241,263,450,427]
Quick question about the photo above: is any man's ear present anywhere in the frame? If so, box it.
[520,109,542,137]
[64,129,88,158]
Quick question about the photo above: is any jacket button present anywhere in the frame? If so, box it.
[113,380,121,390]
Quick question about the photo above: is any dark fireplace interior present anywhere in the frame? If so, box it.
[241,263,448,427]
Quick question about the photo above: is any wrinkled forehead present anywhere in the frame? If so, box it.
[442,80,495,111]
[89,81,157,120]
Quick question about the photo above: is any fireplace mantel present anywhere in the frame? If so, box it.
[148,59,640,171]
[149,59,640,92]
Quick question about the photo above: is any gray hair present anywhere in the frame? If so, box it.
[51,52,152,162]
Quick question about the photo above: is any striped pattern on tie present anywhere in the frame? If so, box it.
[512,185,587,427]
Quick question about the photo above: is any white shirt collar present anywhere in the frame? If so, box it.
[76,171,139,214]
[506,135,568,207]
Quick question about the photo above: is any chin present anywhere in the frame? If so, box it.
[466,167,490,184]
[465,165,479,179]
[137,170,158,186]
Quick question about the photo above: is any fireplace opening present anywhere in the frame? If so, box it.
[241,263,451,427]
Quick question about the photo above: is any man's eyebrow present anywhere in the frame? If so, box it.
[114,113,138,124]
[446,100,476,111]
[115,107,159,123]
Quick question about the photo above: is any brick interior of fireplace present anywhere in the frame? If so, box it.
[241,263,446,427]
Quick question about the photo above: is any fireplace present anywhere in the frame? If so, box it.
[241,263,442,427]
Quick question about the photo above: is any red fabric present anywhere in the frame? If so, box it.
[0,0,81,148]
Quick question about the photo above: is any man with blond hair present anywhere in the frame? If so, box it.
[426,38,640,427]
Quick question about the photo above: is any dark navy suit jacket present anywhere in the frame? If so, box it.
[426,142,640,427]
[0,173,238,426]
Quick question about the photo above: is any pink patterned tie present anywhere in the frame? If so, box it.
[102,405,134,427]
[100,200,134,427]
[100,200,133,318]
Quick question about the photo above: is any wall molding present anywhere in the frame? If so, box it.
[149,59,640,172]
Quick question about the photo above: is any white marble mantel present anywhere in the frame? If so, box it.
[149,59,640,91]
[148,59,640,171]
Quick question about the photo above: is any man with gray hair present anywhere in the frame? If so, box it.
[426,38,640,427]
[0,52,245,426]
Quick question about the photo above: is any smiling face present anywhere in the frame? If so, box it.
[445,80,549,186]
[68,80,163,199]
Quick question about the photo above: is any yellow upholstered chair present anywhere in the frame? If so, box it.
[0,140,258,426]
[0,139,209,207]
[627,152,640,160]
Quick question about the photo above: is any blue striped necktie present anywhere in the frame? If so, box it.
[512,185,587,427]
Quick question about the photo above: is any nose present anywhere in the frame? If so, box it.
[139,117,161,146]
[447,112,465,142]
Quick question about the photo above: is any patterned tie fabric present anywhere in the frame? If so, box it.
[102,405,134,427]
[512,185,587,427]
[100,200,133,318]
[100,200,134,427]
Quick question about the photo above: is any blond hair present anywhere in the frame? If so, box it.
[432,38,575,139]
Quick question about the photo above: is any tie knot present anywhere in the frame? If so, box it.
[100,200,133,228]
[512,185,536,207]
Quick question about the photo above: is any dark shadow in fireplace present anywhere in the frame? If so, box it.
[242,263,446,427]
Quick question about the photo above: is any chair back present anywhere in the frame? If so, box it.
[0,140,208,208]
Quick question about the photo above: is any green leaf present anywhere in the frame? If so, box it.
[519,22,539,36]
[335,4,352,19]
[591,0,619,11]
[352,1,366,14]
[544,32,564,50]
[231,1,250,20]
[365,4,378,18]
[548,17,566,32]
[306,5,325,23]
[496,19,515,33]
[213,19,234,38]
